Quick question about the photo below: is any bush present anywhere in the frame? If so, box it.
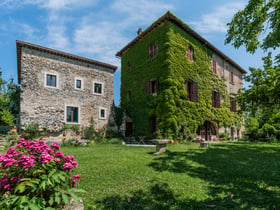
[21,122,41,140]
[108,138,123,144]
[5,130,19,147]
[0,139,84,209]
[64,124,80,134]
[0,109,15,126]
[105,129,124,139]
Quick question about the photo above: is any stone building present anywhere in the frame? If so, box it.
[116,11,246,140]
[17,40,117,133]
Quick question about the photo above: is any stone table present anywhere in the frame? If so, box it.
[151,139,171,154]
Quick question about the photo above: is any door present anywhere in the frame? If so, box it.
[125,122,133,137]
[200,121,217,141]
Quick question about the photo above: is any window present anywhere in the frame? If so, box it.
[212,59,217,74]
[127,62,131,71]
[149,42,157,58]
[146,78,158,94]
[45,73,57,88]
[66,106,79,123]
[230,97,236,112]
[93,82,103,95]
[230,71,234,84]
[76,80,81,89]
[212,90,220,108]
[99,107,106,119]
[185,80,198,102]
[75,78,83,90]
[186,46,194,62]
[127,91,131,100]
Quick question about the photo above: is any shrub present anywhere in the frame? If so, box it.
[105,129,124,139]
[0,139,84,209]
[21,122,41,140]
[64,124,80,134]
[0,109,15,126]
[219,132,229,140]
[108,138,123,144]
[5,130,19,147]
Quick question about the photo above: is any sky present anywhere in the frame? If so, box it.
[0,0,267,105]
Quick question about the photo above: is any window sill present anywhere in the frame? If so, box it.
[65,122,80,125]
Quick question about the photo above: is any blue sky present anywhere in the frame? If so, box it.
[0,0,266,104]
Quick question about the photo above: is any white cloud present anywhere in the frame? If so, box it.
[0,0,98,10]
[73,21,127,66]
[110,0,174,26]
[189,2,245,33]
[0,18,39,41]
[41,0,99,10]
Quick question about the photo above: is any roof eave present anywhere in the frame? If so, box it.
[17,40,118,84]
[116,11,247,74]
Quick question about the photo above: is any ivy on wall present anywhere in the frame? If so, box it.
[121,21,243,138]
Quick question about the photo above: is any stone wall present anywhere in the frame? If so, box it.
[20,47,115,132]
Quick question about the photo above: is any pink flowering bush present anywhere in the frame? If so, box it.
[0,138,84,209]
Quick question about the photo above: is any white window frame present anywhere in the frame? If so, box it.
[65,105,80,124]
[44,72,59,89]
[93,81,104,95]
[74,77,84,90]
[99,107,107,120]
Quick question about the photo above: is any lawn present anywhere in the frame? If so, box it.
[62,142,280,209]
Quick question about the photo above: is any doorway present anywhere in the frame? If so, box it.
[198,120,218,141]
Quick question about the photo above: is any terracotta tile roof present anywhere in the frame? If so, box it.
[17,40,118,84]
[116,11,247,74]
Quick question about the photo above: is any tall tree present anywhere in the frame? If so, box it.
[225,0,280,55]
[0,69,19,126]
[226,0,280,138]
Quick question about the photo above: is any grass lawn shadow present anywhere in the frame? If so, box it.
[148,142,280,209]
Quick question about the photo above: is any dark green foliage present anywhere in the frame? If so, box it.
[112,105,124,132]
[64,124,81,134]
[21,122,42,140]
[0,71,19,126]
[121,21,242,138]
[83,117,95,141]
[105,129,124,139]
[226,0,280,54]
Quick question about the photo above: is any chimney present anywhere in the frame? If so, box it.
[137,28,142,35]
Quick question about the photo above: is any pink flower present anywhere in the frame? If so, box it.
[55,151,64,158]
[4,184,11,190]
[51,143,60,150]
[63,162,73,171]
[39,152,54,164]
[10,177,17,182]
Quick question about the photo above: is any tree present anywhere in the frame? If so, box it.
[225,0,280,55]
[0,69,20,126]
[113,104,124,132]
[226,0,280,139]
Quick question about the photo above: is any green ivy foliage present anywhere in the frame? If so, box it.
[121,21,243,138]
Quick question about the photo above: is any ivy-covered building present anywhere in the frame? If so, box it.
[116,11,246,140]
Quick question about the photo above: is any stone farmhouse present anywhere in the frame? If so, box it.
[17,40,117,133]
[116,11,246,140]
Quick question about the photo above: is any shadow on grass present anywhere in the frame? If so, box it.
[147,142,280,209]
[95,182,243,209]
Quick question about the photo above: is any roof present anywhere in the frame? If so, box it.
[116,11,247,74]
[17,40,118,84]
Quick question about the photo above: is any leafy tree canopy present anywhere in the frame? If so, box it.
[0,69,20,126]
[225,0,280,55]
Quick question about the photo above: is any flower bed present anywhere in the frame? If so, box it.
[0,138,84,209]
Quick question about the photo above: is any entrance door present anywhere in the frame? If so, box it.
[125,122,133,137]
[200,121,217,141]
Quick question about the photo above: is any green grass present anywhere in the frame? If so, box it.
[62,142,280,209]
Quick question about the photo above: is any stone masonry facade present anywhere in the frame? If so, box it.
[17,41,117,132]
